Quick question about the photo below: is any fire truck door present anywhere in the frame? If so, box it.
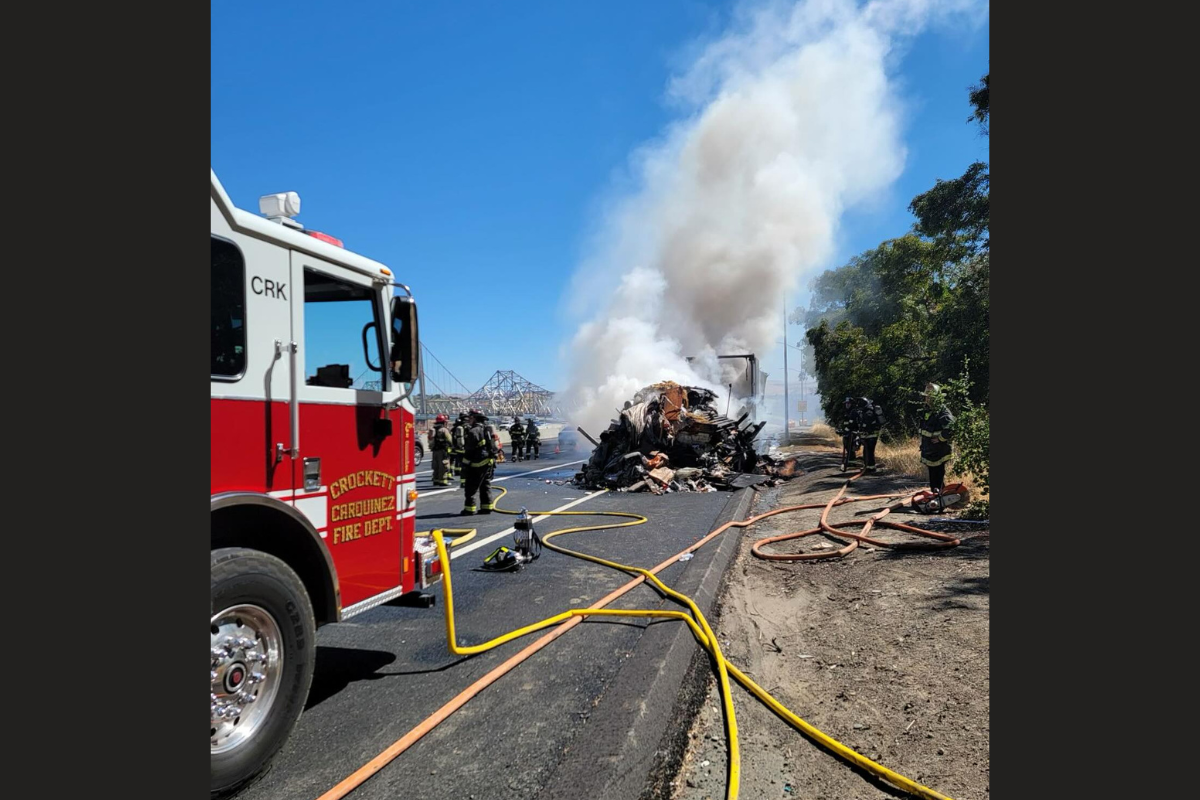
[292,255,403,610]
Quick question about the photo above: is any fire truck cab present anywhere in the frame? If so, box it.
[210,170,439,796]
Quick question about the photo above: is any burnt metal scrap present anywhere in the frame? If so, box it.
[572,381,802,493]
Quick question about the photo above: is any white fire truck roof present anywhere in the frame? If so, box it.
[211,169,396,281]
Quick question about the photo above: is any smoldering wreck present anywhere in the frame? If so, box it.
[572,381,801,493]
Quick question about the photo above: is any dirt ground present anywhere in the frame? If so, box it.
[669,448,989,800]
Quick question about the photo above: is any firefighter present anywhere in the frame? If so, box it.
[461,409,498,515]
[837,396,860,469]
[509,416,526,462]
[451,413,467,483]
[918,383,955,501]
[430,414,453,486]
[526,417,541,459]
[489,420,506,464]
[858,397,884,472]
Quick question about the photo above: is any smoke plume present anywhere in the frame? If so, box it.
[560,0,985,437]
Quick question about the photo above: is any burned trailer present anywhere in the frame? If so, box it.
[684,353,767,424]
[573,381,783,493]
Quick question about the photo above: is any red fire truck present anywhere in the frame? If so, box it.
[210,170,441,795]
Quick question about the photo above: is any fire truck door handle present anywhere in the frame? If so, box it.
[288,341,300,458]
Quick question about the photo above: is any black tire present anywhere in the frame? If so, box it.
[414,441,424,467]
[211,548,316,798]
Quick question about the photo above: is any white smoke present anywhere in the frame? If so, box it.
[560,0,986,437]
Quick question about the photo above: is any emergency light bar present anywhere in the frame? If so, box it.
[305,230,344,248]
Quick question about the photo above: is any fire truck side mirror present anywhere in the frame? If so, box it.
[390,295,420,385]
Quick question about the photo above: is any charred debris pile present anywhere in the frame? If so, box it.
[572,381,801,493]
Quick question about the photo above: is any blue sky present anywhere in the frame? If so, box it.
[212,1,988,394]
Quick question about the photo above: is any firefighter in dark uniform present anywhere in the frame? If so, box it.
[837,396,860,469]
[461,409,498,515]
[918,383,955,498]
[525,417,541,459]
[450,413,467,483]
[858,397,884,472]
[509,416,526,462]
[430,414,453,486]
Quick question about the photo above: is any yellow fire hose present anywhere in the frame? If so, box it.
[414,527,476,548]
[424,483,954,800]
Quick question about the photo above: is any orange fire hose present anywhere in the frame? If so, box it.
[316,510,738,800]
[316,469,962,800]
[751,470,961,561]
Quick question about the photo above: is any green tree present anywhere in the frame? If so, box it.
[908,161,989,258]
[801,71,990,432]
[968,72,989,134]
[944,362,989,518]
[929,252,988,403]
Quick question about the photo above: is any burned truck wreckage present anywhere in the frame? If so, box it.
[572,381,801,493]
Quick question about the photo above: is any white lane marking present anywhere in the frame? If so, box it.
[448,490,605,560]
[416,459,585,498]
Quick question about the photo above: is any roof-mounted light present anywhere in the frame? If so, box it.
[259,192,301,219]
[305,230,344,248]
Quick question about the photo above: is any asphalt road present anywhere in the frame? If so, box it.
[237,448,741,800]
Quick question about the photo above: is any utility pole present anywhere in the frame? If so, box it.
[797,342,805,425]
[783,303,790,443]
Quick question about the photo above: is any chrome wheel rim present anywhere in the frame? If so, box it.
[211,604,284,754]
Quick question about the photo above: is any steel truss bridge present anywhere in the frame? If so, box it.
[364,344,564,422]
